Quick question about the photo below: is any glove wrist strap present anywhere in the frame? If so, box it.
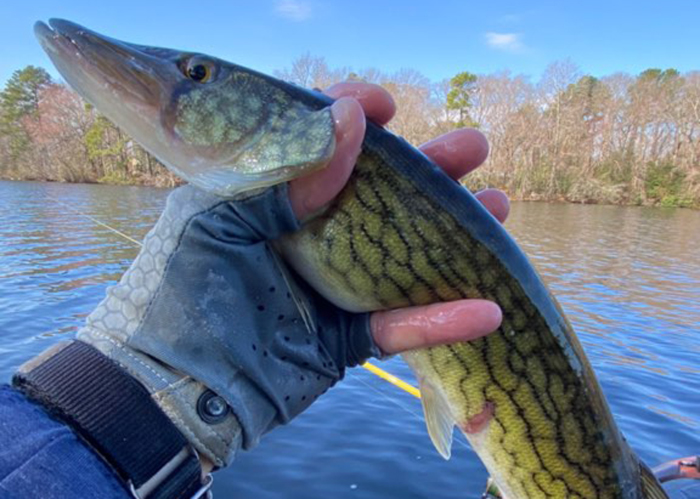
[13,340,212,499]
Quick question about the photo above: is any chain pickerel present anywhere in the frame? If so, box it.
[35,19,669,498]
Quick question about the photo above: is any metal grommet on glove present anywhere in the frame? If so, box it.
[197,390,230,424]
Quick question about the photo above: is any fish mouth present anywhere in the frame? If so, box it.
[35,19,177,108]
[34,19,183,156]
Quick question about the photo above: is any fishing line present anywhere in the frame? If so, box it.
[354,374,424,422]
[46,195,144,247]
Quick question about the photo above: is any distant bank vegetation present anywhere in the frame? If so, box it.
[1,57,698,208]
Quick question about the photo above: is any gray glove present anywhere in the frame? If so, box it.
[74,183,380,467]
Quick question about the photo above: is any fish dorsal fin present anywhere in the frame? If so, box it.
[418,376,455,460]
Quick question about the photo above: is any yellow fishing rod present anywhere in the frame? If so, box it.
[361,362,421,399]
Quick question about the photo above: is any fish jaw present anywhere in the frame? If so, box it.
[35,19,336,196]
[35,20,182,172]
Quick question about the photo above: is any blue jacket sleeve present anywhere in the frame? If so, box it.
[0,385,129,499]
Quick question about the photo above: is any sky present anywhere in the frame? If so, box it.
[1,0,698,88]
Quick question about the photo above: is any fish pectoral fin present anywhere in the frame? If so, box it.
[269,246,317,334]
[418,377,455,460]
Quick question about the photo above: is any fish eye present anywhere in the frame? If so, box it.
[184,57,216,83]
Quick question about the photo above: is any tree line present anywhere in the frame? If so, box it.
[1,58,698,208]
[0,66,179,188]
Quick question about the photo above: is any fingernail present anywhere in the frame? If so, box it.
[437,299,502,339]
[476,301,503,335]
[330,97,365,165]
[330,97,358,133]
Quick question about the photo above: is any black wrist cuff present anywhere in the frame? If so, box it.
[13,340,210,499]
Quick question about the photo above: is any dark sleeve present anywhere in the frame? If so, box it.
[0,385,129,499]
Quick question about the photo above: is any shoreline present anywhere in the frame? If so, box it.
[2,176,696,210]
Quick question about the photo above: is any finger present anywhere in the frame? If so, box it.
[475,188,510,224]
[419,128,489,181]
[289,97,365,220]
[325,81,396,126]
[370,299,502,355]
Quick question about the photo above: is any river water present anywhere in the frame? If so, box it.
[0,180,698,498]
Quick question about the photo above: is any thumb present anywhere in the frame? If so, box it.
[289,97,365,220]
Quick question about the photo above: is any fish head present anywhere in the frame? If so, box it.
[35,19,335,195]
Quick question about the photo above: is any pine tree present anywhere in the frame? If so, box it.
[0,66,52,166]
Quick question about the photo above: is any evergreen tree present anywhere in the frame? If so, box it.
[0,66,52,165]
[446,71,478,127]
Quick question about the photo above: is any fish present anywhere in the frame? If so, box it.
[34,19,669,499]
